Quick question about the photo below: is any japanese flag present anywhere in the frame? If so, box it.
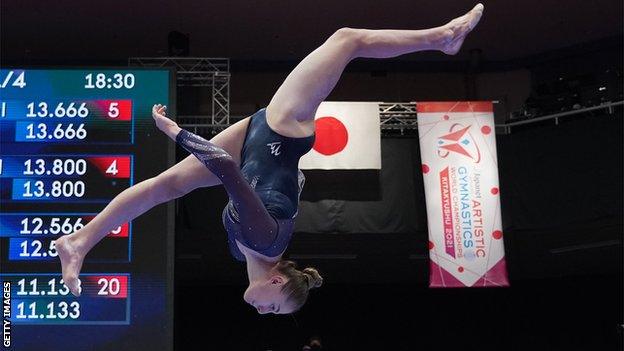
[299,101,381,170]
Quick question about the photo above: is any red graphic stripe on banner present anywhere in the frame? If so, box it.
[439,167,455,258]
[429,260,465,287]
[474,258,510,287]
[417,101,493,113]
[429,259,510,287]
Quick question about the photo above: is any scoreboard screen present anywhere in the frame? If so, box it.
[0,69,175,351]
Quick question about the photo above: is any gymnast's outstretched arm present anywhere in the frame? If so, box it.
[164,109,280,249]
[55,105,249,296]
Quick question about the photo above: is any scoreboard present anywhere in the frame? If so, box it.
[0,69,175,350]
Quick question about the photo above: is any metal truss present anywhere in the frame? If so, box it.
[379,102,419,136]
[178,102,421,136]
[376,101,624,135]
[128,57,231,126]
[497,100,623,134]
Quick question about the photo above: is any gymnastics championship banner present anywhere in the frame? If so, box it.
[416,101,509,287]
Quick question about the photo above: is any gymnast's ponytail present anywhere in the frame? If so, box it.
[275,260,323,312]
[302,267,323,289]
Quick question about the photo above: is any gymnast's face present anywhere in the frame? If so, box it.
[243,275,294,314]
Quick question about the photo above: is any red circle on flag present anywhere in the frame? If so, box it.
[493,230,503,240]
[313,117,349,156]
[428,241,434,250]
[481,125,492,134]
[458,266,464,273]
[422,164,430,174]
[443,115,450,120]
[491,187,499,195]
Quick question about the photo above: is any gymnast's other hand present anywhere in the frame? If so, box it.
[152,103,181,140]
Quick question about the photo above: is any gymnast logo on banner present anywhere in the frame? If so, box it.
[436,124,482,162]
[417,101,508,288]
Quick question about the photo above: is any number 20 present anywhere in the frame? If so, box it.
[97,278,120,295]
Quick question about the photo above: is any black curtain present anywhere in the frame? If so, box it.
[291,113,623,234]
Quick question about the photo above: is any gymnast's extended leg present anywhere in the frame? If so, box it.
[267,4,484,130]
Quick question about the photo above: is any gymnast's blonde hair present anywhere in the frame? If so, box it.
[275,260,323,312]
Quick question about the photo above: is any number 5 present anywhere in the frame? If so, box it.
[108,102,119,118]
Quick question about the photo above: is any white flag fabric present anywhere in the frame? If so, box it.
[299,101,381,170]
[416,101,509,288]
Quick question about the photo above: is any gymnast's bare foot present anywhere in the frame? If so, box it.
[55,234,84,296]
[439,3,484,55]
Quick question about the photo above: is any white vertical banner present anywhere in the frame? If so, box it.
[417,101,509,287]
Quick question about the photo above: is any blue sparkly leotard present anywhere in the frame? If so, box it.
[176,108,315,261]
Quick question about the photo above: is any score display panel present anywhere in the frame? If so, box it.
[0,69,175,351]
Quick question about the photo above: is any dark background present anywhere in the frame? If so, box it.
[2,1,622,350]
[175,113,622,351]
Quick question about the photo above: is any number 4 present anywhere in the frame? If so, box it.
[106,160,118,175]
[13,72,26,88]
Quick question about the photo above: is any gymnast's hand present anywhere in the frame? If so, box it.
[152,103,181,140]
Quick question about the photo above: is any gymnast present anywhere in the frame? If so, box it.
[56,3,484,314]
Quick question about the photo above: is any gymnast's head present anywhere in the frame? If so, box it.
[243,260,323,315]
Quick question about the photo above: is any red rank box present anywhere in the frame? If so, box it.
[89,156,131,178]
[94,100,132,121]
[106,222,129,238]
[84,275,129,298]
[81,216,129,238]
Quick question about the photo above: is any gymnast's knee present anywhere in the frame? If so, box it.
[331,27,364,52]
[333,27,361,40]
